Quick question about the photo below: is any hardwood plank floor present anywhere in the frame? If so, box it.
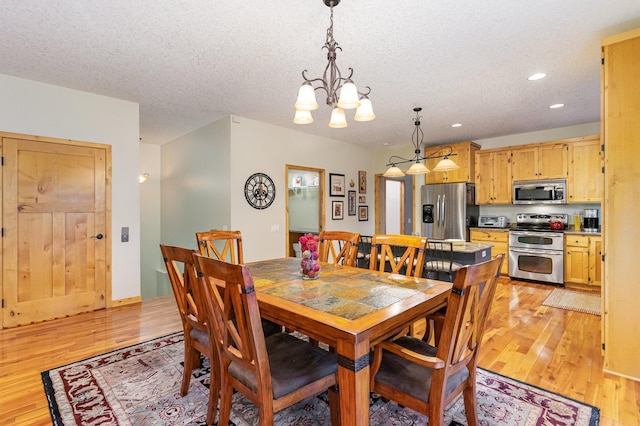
[0,278,638,425]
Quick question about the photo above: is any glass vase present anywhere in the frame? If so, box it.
[300,257,320,280]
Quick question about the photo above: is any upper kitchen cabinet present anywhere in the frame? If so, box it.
[424,141,480,184]
[601,28,640,381]
[475,149,511,204]
[511,142,569,182]
[567,135,603,203]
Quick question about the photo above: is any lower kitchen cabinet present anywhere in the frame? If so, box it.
[564,234,601,287]
[470,229,509,275]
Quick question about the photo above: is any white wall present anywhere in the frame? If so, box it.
[0,73,141,301]
[140,143,162,298]
[161,117,232,250]
[228,116,375,262]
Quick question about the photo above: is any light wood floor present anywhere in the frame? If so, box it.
[0,278,638,425]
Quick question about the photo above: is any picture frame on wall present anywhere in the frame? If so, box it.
[358,195,366,204]
[332,200,344,220]
[329,173,345,197]
[358,205,368,221]
[348,190,356,216]
[358,170,366,194]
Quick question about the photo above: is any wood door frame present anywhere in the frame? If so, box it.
[0,131,112,328]
[374,174,414,235]
[285,165,325,256]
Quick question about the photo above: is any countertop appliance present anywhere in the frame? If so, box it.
[478,215,509,228]
[421,183,478,241]
[583,208,599,233]
[509,213,567,285]
[513,179,566,205]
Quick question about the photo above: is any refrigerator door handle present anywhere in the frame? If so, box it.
[442,194,446,229]
[436,195,441,226]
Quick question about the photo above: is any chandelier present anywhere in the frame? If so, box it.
[293,0,375,128]
[383,108,460,177]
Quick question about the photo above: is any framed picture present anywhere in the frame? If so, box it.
[358,195,366,204]
[348,190,356,216]
[329,173,345,197]
[358,171,366,194]
[332,200,344,220]
[358,205,368,221]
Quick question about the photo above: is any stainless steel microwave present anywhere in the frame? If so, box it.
[513,179,566,204]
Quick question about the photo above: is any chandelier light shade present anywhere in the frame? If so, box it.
[293,0,374,127]
[383,107,460,177]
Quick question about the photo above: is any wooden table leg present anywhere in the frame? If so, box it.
[336,339,371,426]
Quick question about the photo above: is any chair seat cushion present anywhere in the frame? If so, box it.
[424,260,463,272]
[374,336,469,403]
[189,326,210,347]
[230,332,337,399]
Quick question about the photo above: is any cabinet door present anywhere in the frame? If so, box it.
[564,245,590,284]
[589,237,602,286]
[569,140,603,203]
[474,151,493,204]
[470,230,509,274]
[511,147,538,181]
[492,150,512,203]
[538,143,569,179]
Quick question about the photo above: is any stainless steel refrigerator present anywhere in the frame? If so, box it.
[421,182,478,240]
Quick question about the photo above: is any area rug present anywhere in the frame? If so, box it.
[542,288,601,315]
[42,332,600,425]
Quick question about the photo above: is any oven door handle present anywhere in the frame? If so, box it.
[509,247,563,255]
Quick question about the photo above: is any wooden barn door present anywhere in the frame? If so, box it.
[1,135,110,328]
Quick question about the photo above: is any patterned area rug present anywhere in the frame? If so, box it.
[543,288,601,315]
[42,332,600,425]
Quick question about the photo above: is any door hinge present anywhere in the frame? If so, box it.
[1,228,4,237]
[1,156,4,166]
[602,343,605,350]
[601,166,605,174]
[1,299,4,308]
[601,144,605,152]
[602,254,605,262]
[601,57,605,65]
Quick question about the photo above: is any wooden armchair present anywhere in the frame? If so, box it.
[193,255,339,426]
[195,229,244,263]
[318,230,361,267]
[159,244,219,426]
[369,254,504,426]
[369,234,428,277]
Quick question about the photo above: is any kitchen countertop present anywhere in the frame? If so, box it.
[471,226,601,236]
[449,242,493,253]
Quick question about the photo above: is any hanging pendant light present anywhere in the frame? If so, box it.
[293,0,374,127]
[383,107,460,177]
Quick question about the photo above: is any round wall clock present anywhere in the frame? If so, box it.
[244,172,276,209]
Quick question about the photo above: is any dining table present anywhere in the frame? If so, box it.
[245,257,452,426]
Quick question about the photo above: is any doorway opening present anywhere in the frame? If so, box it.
[375,174,414,235]
[285,165,325,257]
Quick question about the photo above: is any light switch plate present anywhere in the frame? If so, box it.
[121,227,129,242]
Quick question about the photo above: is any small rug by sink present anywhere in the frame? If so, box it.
[543,288,601,315]
[41,332,600,425]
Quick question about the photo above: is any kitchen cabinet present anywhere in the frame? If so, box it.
[564,234,601,287]
[470,229,509,275]
[424,141,480,184]
[601,28,640,380]
[568,136,603,203]
[511,143,569,182]
[474,149,511,204]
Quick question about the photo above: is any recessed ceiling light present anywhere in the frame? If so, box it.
[451,123,462,128]
[549,103,565,109]
[528,73,548,81]
[383,142,389,146]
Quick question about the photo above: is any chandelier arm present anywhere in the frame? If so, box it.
[358,86,372,97]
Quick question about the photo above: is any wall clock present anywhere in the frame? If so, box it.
[244,172,276,209]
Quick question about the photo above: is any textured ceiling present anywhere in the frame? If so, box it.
[1,1,640,148]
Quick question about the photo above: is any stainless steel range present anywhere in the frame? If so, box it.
[509,213,567,285]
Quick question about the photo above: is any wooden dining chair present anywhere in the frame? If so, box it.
[193,254,339,426]
[195,229,283,337]
[423,240,463,282]
[369,254,504,426]
[195,229,244,263]
[369,233,428,277]
[356,235,373,268]
[159,244,219,426]
[318,230,361,266]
